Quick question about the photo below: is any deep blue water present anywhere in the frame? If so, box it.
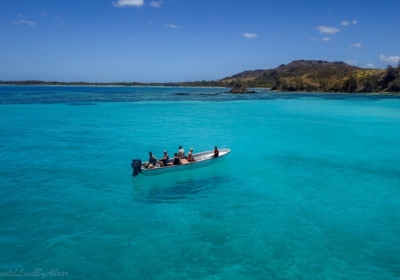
[1,86,400,279]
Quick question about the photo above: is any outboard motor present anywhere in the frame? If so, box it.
[131,159,142,177]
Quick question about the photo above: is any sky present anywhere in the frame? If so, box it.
[1,0,400,83]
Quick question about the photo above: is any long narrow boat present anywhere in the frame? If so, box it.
[134,148,231,176]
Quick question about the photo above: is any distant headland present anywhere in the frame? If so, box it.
[1,60,399,93]
[222,60,400,94]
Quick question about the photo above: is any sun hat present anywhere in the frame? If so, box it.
[190,148,193,151]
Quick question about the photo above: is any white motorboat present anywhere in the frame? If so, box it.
[132,149,231,176]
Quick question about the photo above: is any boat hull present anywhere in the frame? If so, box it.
[140,149,230,176]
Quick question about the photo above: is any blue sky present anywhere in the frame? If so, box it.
[1,0,399,83]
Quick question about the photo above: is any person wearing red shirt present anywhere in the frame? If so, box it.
[211,146,219,158]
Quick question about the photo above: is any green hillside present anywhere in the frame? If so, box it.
[222,60,400,93]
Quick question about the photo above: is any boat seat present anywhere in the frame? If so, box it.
[180,159,189,164]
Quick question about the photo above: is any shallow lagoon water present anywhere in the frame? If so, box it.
[1,86,400,279]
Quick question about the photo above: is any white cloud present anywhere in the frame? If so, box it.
[341,20,357,26]
[241,33,257,38]
[379,54,400,64]
[165,24,180,29]
[112,0,144,7]
[350,43,362,48]
[365,63,375,68]
[345,60,358,66]
[322,37,331,41]
[12,20,35,26]
[316,26,340,34]
[150,1,162,7]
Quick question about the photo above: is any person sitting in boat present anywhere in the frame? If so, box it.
[211,146,219,158]
[144,151,157,168]
[159,150,170,167]
[187,148,195,162]
[172,153,181,165]
[178,145,185,159]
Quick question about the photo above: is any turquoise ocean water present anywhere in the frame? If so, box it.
[1,86,400,279]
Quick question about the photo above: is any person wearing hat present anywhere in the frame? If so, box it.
[159,150,170,167]
[187,148,195,162]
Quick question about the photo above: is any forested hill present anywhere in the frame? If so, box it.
[221,60,400,93]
